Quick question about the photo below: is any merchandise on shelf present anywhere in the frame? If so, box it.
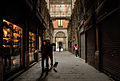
[2,19,23,72]
[29,32,36,62]
[3,19,22,56]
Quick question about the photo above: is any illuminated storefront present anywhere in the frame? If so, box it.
[29,32,36,63]
[2,18,43,80]
[38,36,42,61]
[3,19,23,73]
[1,0,47,80]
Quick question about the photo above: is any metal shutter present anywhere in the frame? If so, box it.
[86,28,96,67]
[100,11,120,80]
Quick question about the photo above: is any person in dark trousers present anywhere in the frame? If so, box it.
[47,40,53,69]
[73,44,79,57]
[59,45,61,52]
[41,40,49,74]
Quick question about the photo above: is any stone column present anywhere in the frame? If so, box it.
[23,16,29,69]
[66,31,68,50]
[95,26,100,70]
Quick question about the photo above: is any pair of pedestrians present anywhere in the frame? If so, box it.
[41,40,53,74]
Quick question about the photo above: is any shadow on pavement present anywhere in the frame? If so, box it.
[36,72,48,81]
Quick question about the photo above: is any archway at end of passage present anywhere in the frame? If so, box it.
[55,31,66,51]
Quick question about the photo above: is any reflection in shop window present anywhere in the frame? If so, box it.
[3,19,22,72]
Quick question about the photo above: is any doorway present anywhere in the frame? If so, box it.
[59,42,63,47]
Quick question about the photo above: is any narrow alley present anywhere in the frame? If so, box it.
[1,0,120,81]
[14,51,112,81]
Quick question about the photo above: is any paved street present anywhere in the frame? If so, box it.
[14,51,113,81]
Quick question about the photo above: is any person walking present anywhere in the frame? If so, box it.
[73,44,79,57]
[41,40,49,74]
[59,45,61,52]
[47,40,53,69]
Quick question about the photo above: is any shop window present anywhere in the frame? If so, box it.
[38,36,42,60]
[3,19,23,72]
[29,32,36,63]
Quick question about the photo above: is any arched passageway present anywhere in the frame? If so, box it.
[55,31,66,51]
[1,0,120,81]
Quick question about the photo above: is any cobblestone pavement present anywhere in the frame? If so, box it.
[14,51,113,81]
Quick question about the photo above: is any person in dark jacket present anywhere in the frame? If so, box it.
[41,40,48,73]
[59,45,62,52]
[47,40,53,68]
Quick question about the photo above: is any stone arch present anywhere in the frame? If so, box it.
[55,31,66,38]
[53,30,68,51]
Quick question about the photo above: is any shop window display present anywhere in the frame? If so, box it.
[3,19,22,72]
[29,32,36,62]
[38,36,42,60]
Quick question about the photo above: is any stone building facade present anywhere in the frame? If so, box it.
[68,0,120,80]
[0,0,53,81]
